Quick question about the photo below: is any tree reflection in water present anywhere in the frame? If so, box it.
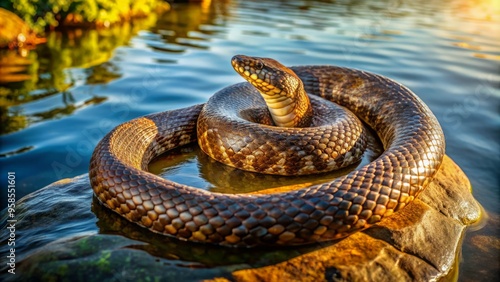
[0,16,158,135]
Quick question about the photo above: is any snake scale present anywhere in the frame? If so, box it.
[89,55,445,247]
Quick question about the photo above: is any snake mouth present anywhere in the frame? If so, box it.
[231,55,262,71]
[231,55,283,97]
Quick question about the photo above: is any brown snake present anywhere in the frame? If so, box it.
[89,55,445,247]
[198,56,368,175]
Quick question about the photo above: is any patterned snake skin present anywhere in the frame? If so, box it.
[197,85,368,176]
[89,56,445,247]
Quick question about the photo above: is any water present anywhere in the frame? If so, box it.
[0,0,498,280]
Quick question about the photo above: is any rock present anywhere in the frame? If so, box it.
[0,156,481,281]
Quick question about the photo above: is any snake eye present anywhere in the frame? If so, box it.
[255,60,264,70]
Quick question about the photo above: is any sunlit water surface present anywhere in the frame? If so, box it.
[1,0,498,280]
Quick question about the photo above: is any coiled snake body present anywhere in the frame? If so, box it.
[90,55,445,247]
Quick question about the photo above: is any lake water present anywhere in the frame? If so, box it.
[1,0,498,280]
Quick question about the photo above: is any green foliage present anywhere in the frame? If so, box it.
[0,0,161,32]
[0,15,157,135]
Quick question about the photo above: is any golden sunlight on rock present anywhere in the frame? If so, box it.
[208,156,482,281]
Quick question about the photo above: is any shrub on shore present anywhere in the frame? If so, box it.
[0,0,168,33]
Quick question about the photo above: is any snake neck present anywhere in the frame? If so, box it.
[259,87,313,128]
[231,55,314,128]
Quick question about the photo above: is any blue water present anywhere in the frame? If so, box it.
[1,0,499,280]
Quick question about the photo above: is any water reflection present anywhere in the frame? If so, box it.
[0,16,158,135]
[148,1,232,53]
[31,94,107,122]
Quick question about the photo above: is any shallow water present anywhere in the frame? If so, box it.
[1,0,498,280]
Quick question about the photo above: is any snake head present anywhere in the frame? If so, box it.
[231,55,312,127]
[231,55,302,98]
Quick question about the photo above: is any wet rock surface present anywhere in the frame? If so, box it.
[0,156,481,281]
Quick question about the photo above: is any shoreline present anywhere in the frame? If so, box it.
[0,1,170,49]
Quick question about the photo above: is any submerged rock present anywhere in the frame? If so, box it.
[0,156,481,281]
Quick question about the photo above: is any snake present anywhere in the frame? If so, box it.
[89,55,445,247]
[197,57,368,175]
